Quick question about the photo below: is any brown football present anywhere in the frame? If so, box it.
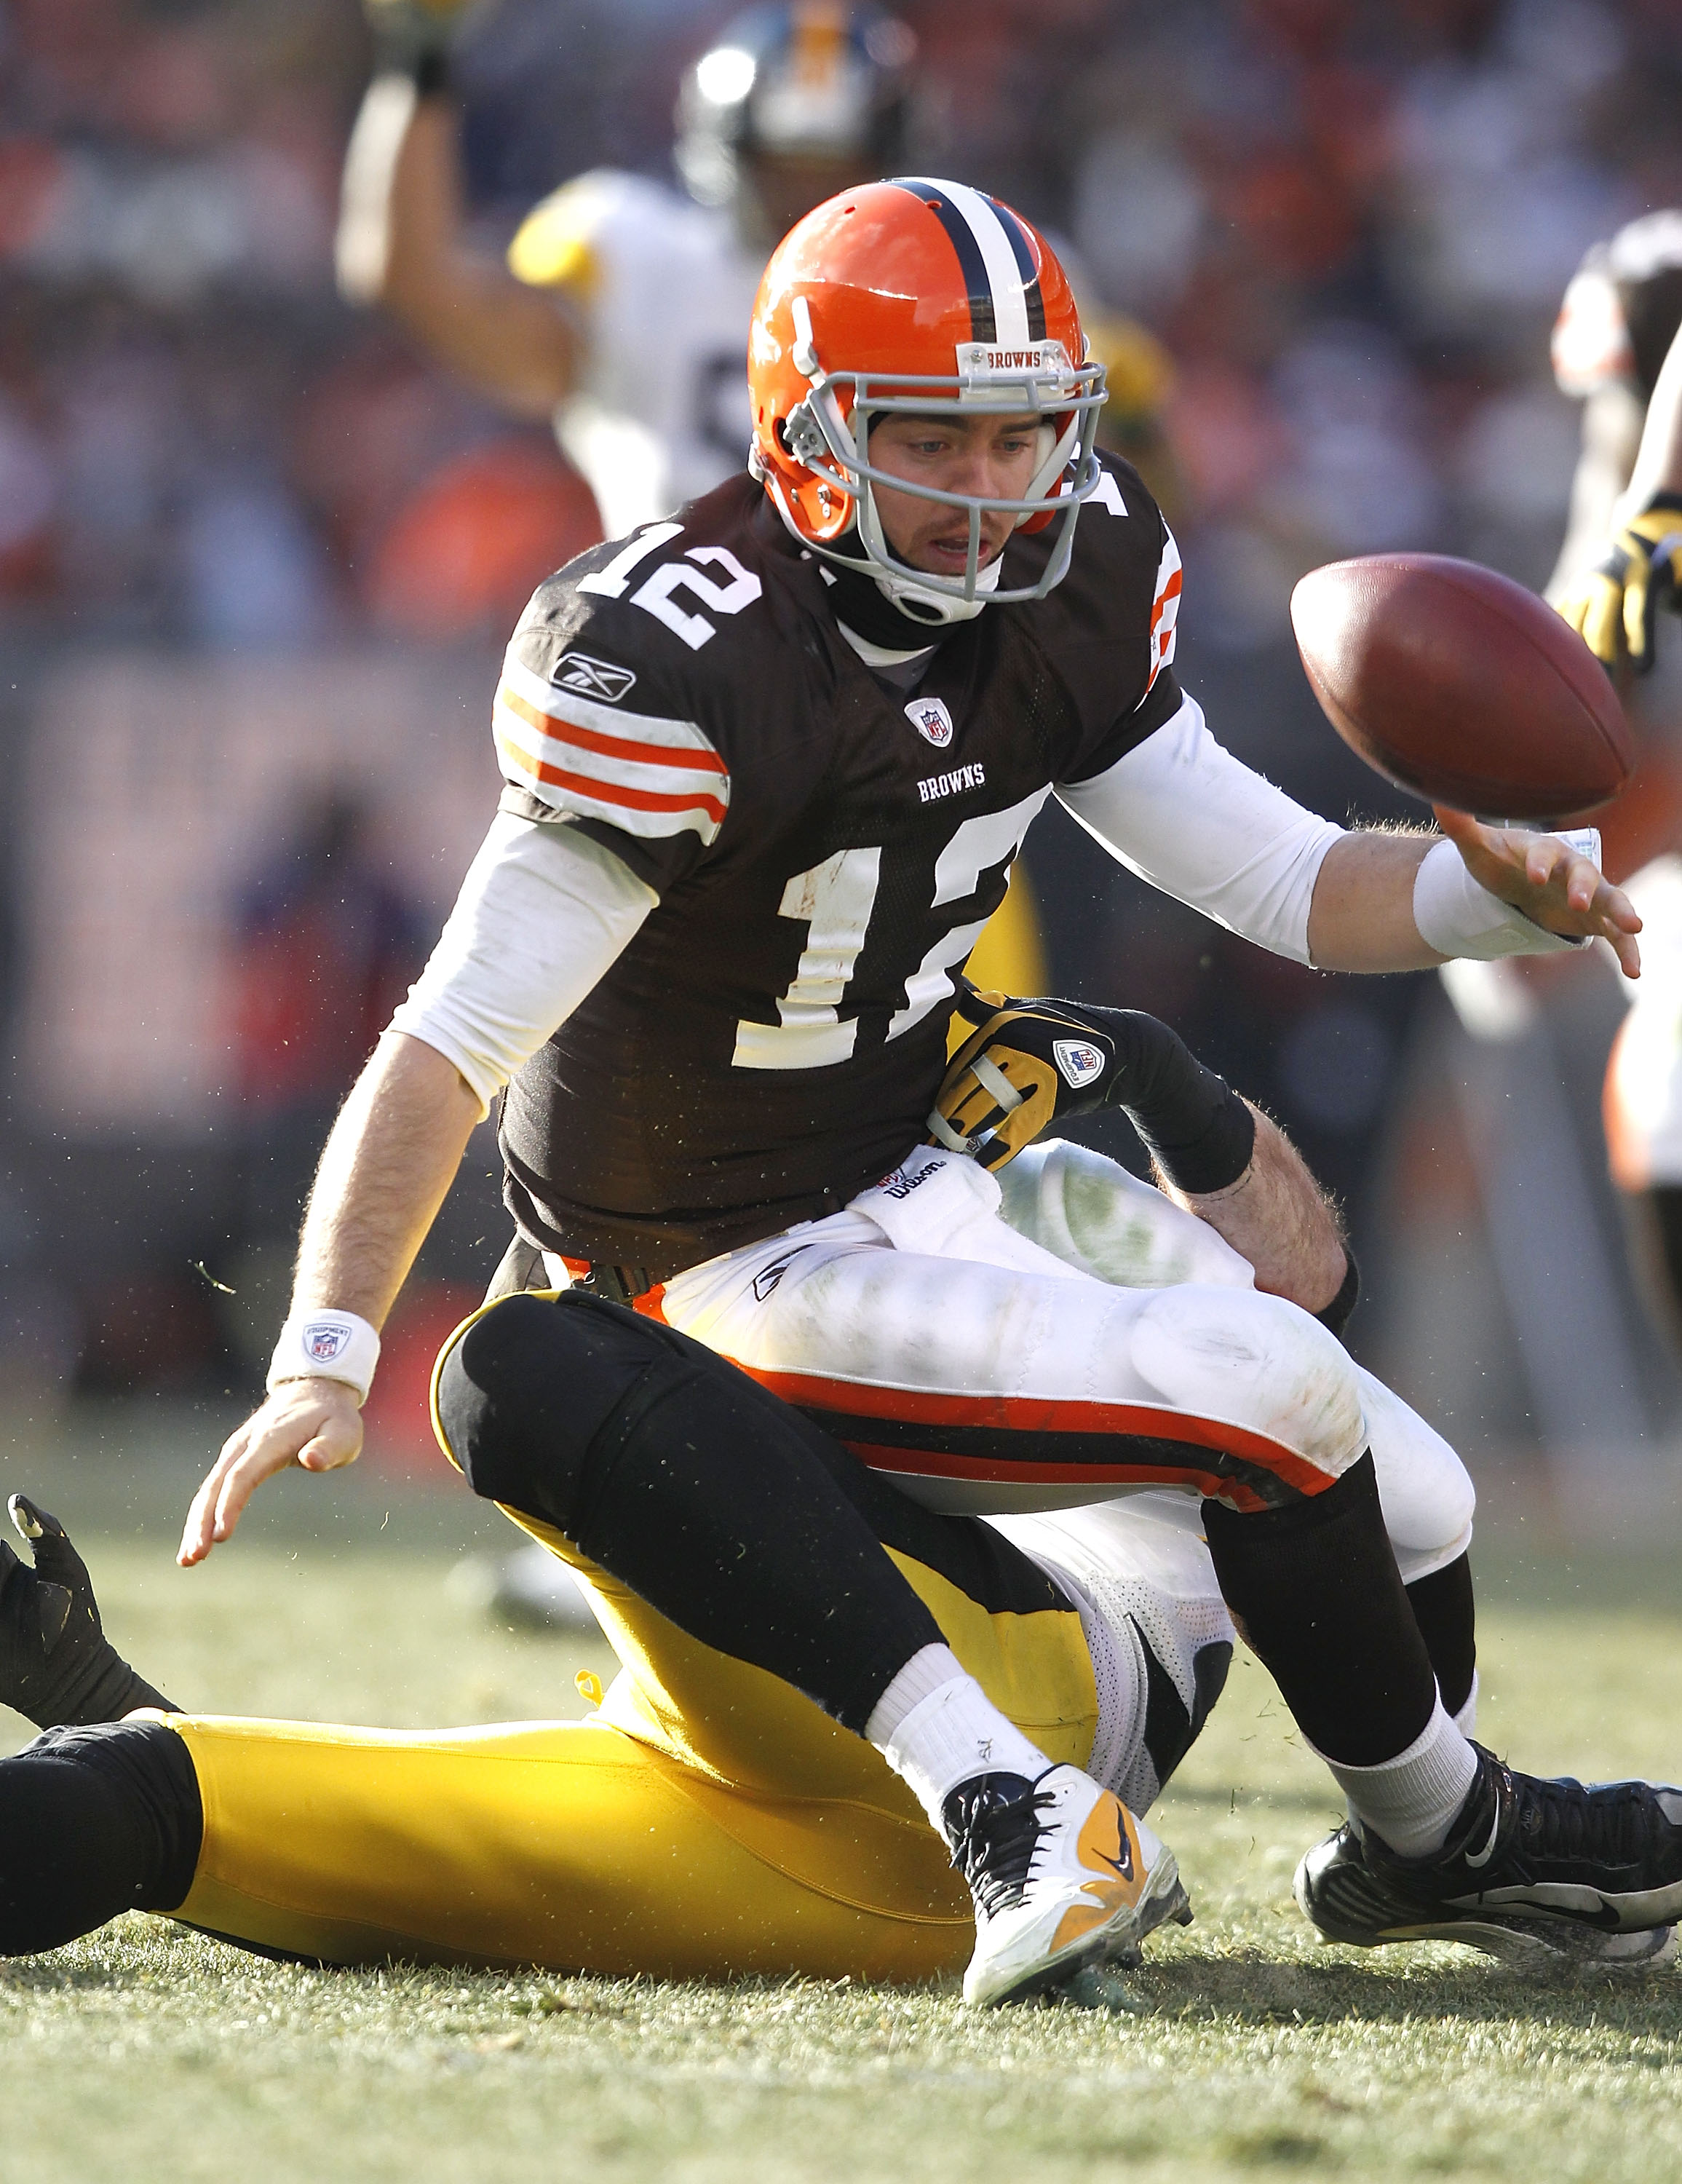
[1289,553,1633,820]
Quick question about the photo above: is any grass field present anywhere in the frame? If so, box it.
[4,1412,1682,2183]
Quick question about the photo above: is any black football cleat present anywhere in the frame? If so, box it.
[1296,1745,1682,1969]
[0,1495,178,1728]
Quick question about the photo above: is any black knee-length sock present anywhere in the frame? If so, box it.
[0,1720,202,1955]
[1202,1454,1438,1765]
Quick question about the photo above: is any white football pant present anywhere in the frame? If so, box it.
[597,1137,1472,1581]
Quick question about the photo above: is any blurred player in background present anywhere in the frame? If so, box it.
[1551,213,1682,1353]
[337,0,919,541]
[1549,213,1682,627]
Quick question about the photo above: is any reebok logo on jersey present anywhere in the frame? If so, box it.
[551,651,638,703]
[1053,1039,1106,1088]
[906,696,954,748]
[917,761,986,804]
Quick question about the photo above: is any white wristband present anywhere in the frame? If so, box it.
[1413,831,1598,962]
[267,1310,382,1404]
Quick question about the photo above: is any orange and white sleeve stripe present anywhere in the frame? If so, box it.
[1146,525,1182,694]
[494,652,730,845]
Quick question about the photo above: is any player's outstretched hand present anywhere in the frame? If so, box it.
[1432,805,1641,978]
[178,1380,364,1567]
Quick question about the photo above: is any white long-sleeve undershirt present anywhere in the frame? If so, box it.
[392,708,1349,1110]
[391,695,1571,1110]
[1058,693,1342,965]
[389,812,655,1116]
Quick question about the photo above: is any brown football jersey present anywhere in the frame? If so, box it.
[493,452,1181,1275]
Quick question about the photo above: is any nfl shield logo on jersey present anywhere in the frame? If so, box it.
[1052,1039,1106,1089]
[905,696,954,748]
[551,652,638,704]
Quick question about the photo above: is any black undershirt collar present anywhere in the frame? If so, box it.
[749,492,969,658]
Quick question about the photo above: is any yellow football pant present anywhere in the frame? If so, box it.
[167,1512,1099,1979]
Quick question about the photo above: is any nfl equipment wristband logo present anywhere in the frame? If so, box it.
[267,1310,381,1404]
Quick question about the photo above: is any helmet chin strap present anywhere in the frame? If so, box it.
[870,547,1003,626]
[822,518,1002,637]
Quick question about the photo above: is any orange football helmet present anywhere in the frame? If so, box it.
[748,177,1107,622]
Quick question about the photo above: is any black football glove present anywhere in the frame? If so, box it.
[928,988,1255,1192]
[1556,495,1682,674]
[0,1495,177,1728]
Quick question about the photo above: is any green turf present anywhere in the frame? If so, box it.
[2,1432,1681,2183]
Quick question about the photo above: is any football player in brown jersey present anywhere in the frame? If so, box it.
[340,8,1060,1642]
[7,181,1667,2006]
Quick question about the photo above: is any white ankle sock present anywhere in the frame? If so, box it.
[866,1645,1050,1831]
[1318,1696,1479,1858]
[864,1643,967,1744]
[1452,1671,1478,1739]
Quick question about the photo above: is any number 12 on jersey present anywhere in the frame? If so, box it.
[578,524,762,651]
[732,790,1050,1070]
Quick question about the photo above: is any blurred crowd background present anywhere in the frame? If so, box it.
[4,0,1681,1521]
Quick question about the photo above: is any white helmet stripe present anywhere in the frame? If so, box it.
[900,175,1031,348]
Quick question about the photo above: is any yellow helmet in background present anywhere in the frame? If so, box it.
[1082,308,1181,521]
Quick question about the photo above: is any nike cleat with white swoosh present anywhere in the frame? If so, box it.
[1295,1745,1682,1969]
[943,1764,1191,2007]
